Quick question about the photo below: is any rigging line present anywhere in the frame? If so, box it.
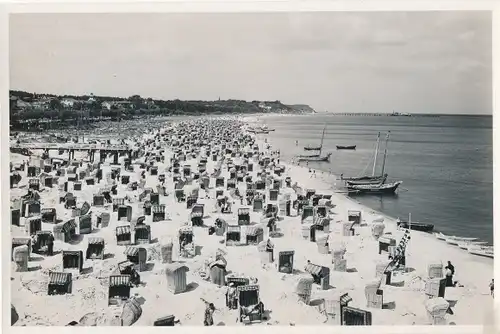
[355,141,378,177]
[357,157,372,177]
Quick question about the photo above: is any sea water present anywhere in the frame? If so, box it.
[262,114,493,244]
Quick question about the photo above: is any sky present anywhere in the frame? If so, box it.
[9,12,492,114]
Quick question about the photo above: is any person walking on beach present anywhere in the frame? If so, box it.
[445,261,456,287]
[227,282,237,309]
[47,232,54,256]
[201,298,216,326]
[489,279,494,298]
[31,234,38,253]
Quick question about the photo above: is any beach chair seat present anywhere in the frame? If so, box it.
[28,178,40,191]
[238,285,264,323]
[86,237,105,260]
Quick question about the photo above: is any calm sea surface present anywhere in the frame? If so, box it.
[261,114,493,244]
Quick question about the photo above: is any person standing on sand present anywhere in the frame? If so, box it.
[47,233,54,256]
[201,298,216,326]
[489,279,494,297]
[227,283,237,309]
[445,261,455,287]
[31,234,38,253]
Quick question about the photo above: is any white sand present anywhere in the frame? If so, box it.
[10,116,494,326]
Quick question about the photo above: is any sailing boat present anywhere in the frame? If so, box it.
[342,132,387,185]
[346,132,403,195]
[296,126,332,162]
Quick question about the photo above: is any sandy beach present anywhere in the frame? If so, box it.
[9,115,494,326]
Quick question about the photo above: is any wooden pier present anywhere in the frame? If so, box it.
[10,142,132,163]
[10,142,130,152]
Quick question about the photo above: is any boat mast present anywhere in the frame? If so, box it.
[380,131,390,176]
[372,132,381,176]
[319,125,326,156]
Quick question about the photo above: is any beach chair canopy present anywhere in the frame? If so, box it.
[124,246,141,257]
[246,227,263,237]
[116,225,131,235]
[304,263,328,277]
[49,271,72,285]
[165,263,189,274]
[88,237,105,245]
[109,275,131,287]
[238,208,250,216]
[179,225,193,234]
[62,220,77,233]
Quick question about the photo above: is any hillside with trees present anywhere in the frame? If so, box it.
[9,90,315,130]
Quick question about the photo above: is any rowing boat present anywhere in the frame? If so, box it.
[434,232,478,242]
[396,221,434,233]
[457,241,489,250]
[467,246,494,258]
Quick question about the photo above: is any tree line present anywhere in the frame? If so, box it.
[9,90,293,130]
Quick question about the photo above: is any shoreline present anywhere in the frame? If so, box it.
[242,114,404,225]
[241,116,495,270]
[243,114,493,245]
[243,114,494,324]
[9,114,494,326]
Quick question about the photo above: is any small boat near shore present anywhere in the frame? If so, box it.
[247,124,272,134]
[348,181,402,195]
[434,232,479,242]
[296,125,331,162]
[457,241,489,250]
[445,238,463,246]
[336,145,356,150]
[304,145,321,151]
[344,174,388,186]
[396,220,434,233]
[261,125,275,132]
[468,245,494,258]
[296,152,332,162]
[248,128,269,134]
[342,132,401,187]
